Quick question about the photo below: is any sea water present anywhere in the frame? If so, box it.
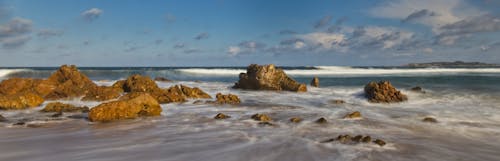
[0,66,500,161]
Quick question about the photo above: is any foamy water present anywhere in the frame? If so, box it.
[1,78,500,161]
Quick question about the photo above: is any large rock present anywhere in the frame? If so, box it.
[41,102,89,113]
[364,81,408,103]
[43,65,98,99]
[0,92,44,110]
[88,93,162,122]
[82,86,123,101]
[311,77,319,87]
[233,64,307,92]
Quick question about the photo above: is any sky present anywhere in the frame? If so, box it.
[0,0,499,67]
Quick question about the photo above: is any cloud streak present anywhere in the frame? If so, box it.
[81,8,103,22]
[0,17,33,48]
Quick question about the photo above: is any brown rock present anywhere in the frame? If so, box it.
[88,93,162,122]
[330,99,346,104]
[315,117,328,124]
[114,74,159,93]
[364,81,408,103]
[343,111,362,119]
[214,93,240,104]
[41,102,89,113]
[178,85,211,99]
[154,77,172,82]
[0,78,40,95]
[373,139,386,147]
[214,113,231,119]
[233,64,307,92]
[422,117,438,123]
[0,92,44,110]
[310,77,319,87]
[289,117,302,123]
[44,65,98,100]
[351,135,363,142]
[82,86,123,101]
[251,113,271,122]
[361,136,372,143]
[337,135,352,144]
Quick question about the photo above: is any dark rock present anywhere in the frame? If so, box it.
[50,112,63,118]
[13,122,25,126]
[289,117,302,123]
[0,114,7,122]
[214,113,230,119]
[351,135,363,142]
[41,102,89,113]
[330,99,345,104]
[88,93,162,122]
[0,92,44,110]
[315,117,328,124]
[193,100,204,104]
[361,136,372,143]
[258,121,276,127]
[422,117,438,123]
[320,138,335,143]
[364,81,408,103]
[343,111,362,119]
[373,139,386,147]
[337,135,352,144]
[410,86,423,92]
[154,77,172,82]
[310,77,319,87]
[233,64,307,92]
[251,113,271,122]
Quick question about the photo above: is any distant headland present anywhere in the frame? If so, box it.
[404,61,500,68]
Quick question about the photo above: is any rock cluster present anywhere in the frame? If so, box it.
[321,134,386,147]
[364,81,408,103]
[88,93,162,122]
[214,93,240,104]
[233,64,307,92]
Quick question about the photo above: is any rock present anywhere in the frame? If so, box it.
[41,102,89,113]
[251,113,271,122]
[114,74,159,93]
[351,135,363,142]
[343,111,362,119]
[289,117,302,123]
[310,77,319,87]
[233,64,307,92]
[82,86,123,101]
[214,93,240,104]
[44,65,98,100]
[337,135,352,144]
[50,112,63,118]
[0,78,41,95]
[361,136,372,143]
[320,138,335,143]
[364,81,408,103]
[0,114,7,122]
[373,139,386,147]
[0,92,44,110]
[315,117,328,124]
[330,99,346,104]
[411,86,423,92]
[177,85,211,99]
[214,113,231,119]
[422,117,438,123]
[154,77,172,82]
[88,93,162,122]
[160,85,211,103]
[13,122,25,126]
[258,121,276,127]
[193,100,204,104]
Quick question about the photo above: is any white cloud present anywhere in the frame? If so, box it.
[227,46,241,56]
[351,26,414,49]
[294,41,305,49]
[81,8,103,21]
[299,32,346,50]
[0,17,33,48]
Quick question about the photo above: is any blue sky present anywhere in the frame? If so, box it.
[0,0,499,66]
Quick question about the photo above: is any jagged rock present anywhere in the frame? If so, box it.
[315,117,328,124]
[82,86,123,101]
[88,93,162,122]
[343,111,362,119]
[154,77,172,82]
[0,114,7,122]
[233,64,307,92]
[373,139,386,147]
[0,92,44,110]
[310,77,319,87]
[44,65,98,100]
[422,117,438,123]
[0,78,41,95]
[362,136,372,143]
[364,81,408,103]
[330,99,345,104]
[41,102,89,113]
[178,85,211,99]
[251,113,271,122]
[289,117,302,123]
[214,93,240,104]
[214,113,231,119]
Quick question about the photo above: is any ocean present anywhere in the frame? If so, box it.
[1,66,500,161]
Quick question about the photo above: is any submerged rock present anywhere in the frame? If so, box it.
[289,117,303,123]
[233,64,307,92]
[364,81,408,103]
[0,92,44,110]
[361,136,372,143]
[310,77,319,87]
[410,86,423,92]
[50,112,63,118]
[330,99,346,104]
[214,93,240,104]
[154,77,172,82]
[373,139,386,147]
[315,117,328,124]
[214,113,231,119]
[343,111,362,119]
[88,93,162,122]
[41,102,89,113]
[422,117,438,123]
[351,135,363,142]
[0,114,7,122]
[251,113,271,122]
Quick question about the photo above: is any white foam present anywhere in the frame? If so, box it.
[0,69,28,78]
[176,66,500,77]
